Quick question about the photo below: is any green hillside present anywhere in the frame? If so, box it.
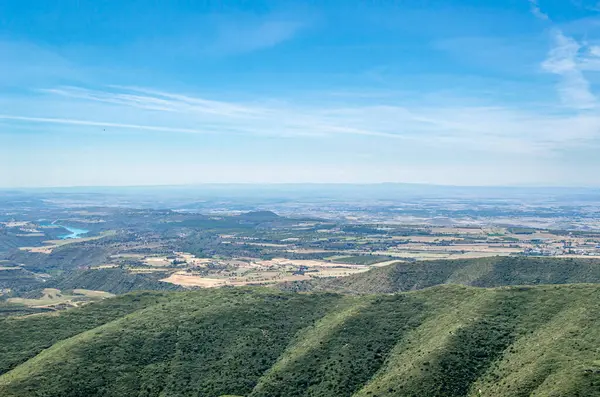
[47,268,183,294]
[8,244,113,272]
[0,268,43,292]
[0,291,169,375]
[1,285,599,396]
[284,256,600,294]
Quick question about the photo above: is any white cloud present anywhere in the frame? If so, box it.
[209,17,305,55]
[529,0,550,20]
[3,84,600,157]
[132,13,307,58]
[0,114,214,135]
[42,86,257,117]
[542,30,597,109]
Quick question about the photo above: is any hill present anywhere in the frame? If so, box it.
[47,268,183,294]
[0,230,46,256]
[0,268,44,293]
[1,285,600,396]
[282,256,600,294]
[8,244,113,272]
[238,211,281,221]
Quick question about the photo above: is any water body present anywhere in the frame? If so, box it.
[58,225,89,240]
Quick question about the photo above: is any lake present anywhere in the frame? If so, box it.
[58,225,90,240]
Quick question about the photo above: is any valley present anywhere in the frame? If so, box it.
[1,186,600,396]
[3,186,600,300]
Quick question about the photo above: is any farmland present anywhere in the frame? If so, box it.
[2,186,600,299]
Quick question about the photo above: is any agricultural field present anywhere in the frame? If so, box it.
[2,187,600,301]
[2,187,600,395]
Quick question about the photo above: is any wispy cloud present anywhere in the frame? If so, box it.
[570,0,600,12]
[0,115,213,135]
[130,12,308,59]
[529,0,550,21]
[42,86,258,117]
[3,84,600,155]
[542,30,597,109]
[208,16,306,55]
[530,1,600,110]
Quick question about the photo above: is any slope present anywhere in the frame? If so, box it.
[0,291,168,375]
[47,268,183,294]
[0,285,599,396]
[288,256,600,294]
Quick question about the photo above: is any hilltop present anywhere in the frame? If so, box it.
[281,256,600,294]
[237,211,281,221]
[0,285,599,396]
[46,267,183,294]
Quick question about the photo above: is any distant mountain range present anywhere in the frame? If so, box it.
[4,183,600,207]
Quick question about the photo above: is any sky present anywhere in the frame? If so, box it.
[2,0,600,187]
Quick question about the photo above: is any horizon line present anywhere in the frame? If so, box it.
[1,182,600,190]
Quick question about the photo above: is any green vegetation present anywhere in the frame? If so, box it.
[9,244,113,272]
[0,292,168,375]
[1,285,600,396]
[0,230,46,255]
[0,303,52,317]
[6,287,109,308]
[0,268,43,292]
[507,227,536,235]
[48,268,183,294]
[295,256,600,294]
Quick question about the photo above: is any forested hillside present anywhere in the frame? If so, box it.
[282,256,600,294]
[1,286,599,396]
[47,268,183,294]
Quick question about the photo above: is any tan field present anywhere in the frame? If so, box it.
[161,272,311,288]
[19,246,54,254]
[430,227,485,235]
[236,242,289,248]
[401,236,463,243]
[91,264,120,269]
[72,289,115,298]
[160,255,377,288]
[393,243,522,255]
[129,267,174,273]
[161,274,227,287]
[370,250,508,261]
[370,259,402,268]
[2,221,30,227]
[143,257,172,267]
[287,248,337,254]
[174,253,212,266]
[255,258,367,269]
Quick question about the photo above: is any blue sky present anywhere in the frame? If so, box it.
[2,0,600,187]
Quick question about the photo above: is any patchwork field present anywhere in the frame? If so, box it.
[160,257,372,288]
